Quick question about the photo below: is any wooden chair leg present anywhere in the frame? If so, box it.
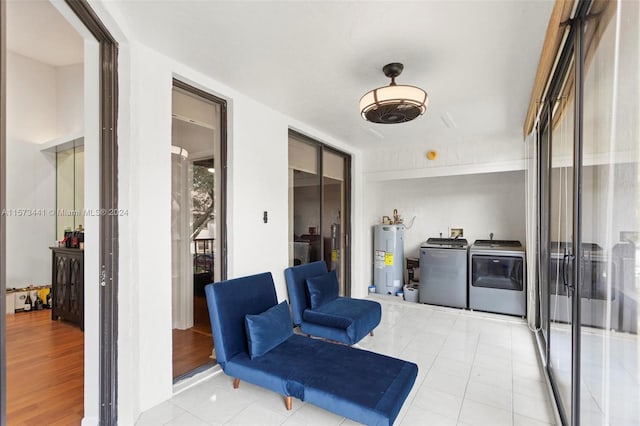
[233,378,240,389]
[370,330,374,337]
[285,396,293,411]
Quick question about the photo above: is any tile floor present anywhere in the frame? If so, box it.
[137,296,557,426]
[548,324,640,426]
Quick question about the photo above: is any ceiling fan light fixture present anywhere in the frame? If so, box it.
[360,63,428,124]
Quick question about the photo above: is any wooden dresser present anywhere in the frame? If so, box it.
[50,247,84,330]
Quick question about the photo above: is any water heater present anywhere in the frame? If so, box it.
[373,224,405,295]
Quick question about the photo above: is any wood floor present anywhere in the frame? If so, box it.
[172,295,216,379]
[6,309,84,425]
[6,300,216,424]
[172,327,215,379]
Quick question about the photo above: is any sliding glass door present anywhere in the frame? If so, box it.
[288,131,351,295]
[536,1,639,424]
[548,78,576,421]
[578,1,639,424]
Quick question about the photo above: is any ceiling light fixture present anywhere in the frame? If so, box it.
[360,63,428,124]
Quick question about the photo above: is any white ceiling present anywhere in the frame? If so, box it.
[7,1,553,151]
[111,1,553,151]
[7,0,83,66]
[172,117,216,160]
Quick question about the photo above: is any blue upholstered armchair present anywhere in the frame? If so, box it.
[284,261,381,345]
[204,272,417,425]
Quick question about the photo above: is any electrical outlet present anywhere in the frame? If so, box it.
[450,227,463,238]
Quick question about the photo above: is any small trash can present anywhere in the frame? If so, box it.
[403,285,419,303]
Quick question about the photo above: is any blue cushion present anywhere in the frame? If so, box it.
[303,306,353,330]
[306,270,339,309]
[245,301,293,359]
[284,261,329,326]
[225,334,418,426]
[205,273,278,367]
[302,298,382,344]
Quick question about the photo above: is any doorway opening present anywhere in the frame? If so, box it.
[2,0,119,424]
[288,130,351,296]
[4,1,86,423]
[171,80,227,380]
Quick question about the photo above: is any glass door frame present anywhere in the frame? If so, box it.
[538,115,550,359]
[536,1,592,424]
[322,147,351,295]
[172,79,228,282]
[288,130,352,296]
[170,79,228,380]
[0,2,6,423]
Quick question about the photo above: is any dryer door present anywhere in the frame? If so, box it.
[470,255,524,291]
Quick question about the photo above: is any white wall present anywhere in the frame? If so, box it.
[104,39,364,423]
[5,51,57,287]
[364,136,526,181]
[56,63,84,137]
[5,53,84,289]
[363,171,526,286]
[227,91,290,281]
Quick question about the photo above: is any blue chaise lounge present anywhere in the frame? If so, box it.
[205,272,417,426]
[284,261,382,345]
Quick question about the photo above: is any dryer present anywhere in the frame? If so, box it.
[469,240,526,317]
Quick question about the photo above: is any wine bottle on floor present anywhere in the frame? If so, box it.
[46,290,52,309]
[34,293,44,310]
[24,293,32,311]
